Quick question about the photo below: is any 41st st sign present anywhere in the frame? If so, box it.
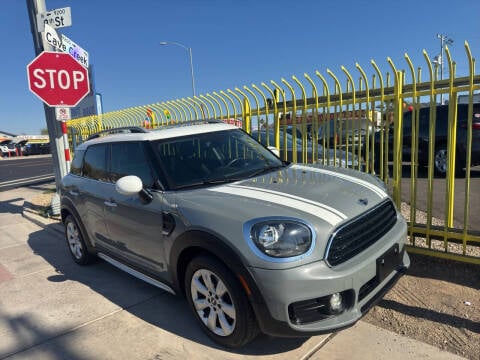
[36,7,72,32]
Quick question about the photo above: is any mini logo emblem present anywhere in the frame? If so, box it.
[358,198,368,206]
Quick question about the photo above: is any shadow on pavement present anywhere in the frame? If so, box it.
[0,197,25,214]
[377,299,480,334]
[26,224,309,356]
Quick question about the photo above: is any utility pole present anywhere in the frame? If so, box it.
[26,0,67,190]
[436,33,454,105]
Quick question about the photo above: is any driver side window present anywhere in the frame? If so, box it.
[110,142,155,188]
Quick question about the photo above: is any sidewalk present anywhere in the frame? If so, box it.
[0,183,465,359]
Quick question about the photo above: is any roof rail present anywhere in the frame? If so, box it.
[86,126,149,141]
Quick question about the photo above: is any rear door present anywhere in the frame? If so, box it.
[79,144,111,247]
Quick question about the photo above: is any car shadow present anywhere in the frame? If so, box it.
[26,224,310,355]
[376,299,480,334]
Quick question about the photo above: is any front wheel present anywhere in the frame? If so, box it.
[184,255,259,348]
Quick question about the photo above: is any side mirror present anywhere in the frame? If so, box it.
[116,175,153,204]
[267,146,280,157]
[116,175,143,196]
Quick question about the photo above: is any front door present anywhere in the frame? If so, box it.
[103,141,167,275]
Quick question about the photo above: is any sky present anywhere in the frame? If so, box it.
[1,0,480,135]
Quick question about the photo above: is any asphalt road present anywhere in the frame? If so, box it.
[0,155,54,191]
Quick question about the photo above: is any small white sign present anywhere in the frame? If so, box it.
[37,7,72,32]
[55,107,71,121]
[43,23,62,49]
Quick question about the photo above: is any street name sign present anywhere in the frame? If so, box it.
[37,7,72,32]
[43,25,89,68]
[43,23,62,49]
[27,51,90,107]
[61,34,89,68]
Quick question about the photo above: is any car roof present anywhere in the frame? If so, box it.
[76,121,239,151]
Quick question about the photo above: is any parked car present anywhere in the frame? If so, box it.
[61,121,409,348]
[317,118,376,152]
[23,142,50,156]
[0,141,18,157]
[251,129,360,169]
[374,104,480,176]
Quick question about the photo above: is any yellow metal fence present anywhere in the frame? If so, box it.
[67,42,480,264]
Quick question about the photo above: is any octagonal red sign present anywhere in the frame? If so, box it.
[27,51,90,107]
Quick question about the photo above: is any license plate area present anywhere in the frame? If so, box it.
[376,243,401,282]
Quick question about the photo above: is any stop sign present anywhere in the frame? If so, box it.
[27,51,90,107]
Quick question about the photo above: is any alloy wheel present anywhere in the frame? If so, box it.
[434,148,448,175]
[66,220,83,260]
[190,269,236,337]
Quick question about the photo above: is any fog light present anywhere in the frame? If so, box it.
[329,292,344,313]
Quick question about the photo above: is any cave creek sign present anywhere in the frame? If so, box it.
[27,51,90,107]
[43,25,89,68]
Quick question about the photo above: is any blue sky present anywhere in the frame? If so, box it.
[2,0,480,134]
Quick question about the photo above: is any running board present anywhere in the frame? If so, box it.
[97,253,176,295]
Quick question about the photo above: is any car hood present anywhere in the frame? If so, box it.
[171,163,390,268]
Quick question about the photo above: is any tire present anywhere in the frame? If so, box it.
[434,146,448,177]
[433,146,466,178]
[64,215,95,265]
[184,255,259,348]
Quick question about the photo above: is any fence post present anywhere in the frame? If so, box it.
[392,70,403,206]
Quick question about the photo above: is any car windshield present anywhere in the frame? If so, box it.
[151,128,284,190]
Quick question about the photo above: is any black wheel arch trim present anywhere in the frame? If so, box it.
[60,198,96,254]
[168,229,282,333]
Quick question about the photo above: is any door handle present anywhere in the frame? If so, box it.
[104,200,117,208]
[69,190,79,196]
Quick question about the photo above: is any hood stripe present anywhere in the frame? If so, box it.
[208,185,344,226]
[229,184,347,220]
[292,165,387,199]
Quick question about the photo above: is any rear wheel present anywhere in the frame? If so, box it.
[433,146,466,177]
[65,215,95,265]
[184,255,259,348]
[434,147,448,177]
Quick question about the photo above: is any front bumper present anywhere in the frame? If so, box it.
[247,220,410,337]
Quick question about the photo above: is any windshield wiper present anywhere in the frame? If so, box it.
[173,177,240,190]
[247,163,287,178]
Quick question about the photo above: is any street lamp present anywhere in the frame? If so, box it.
[160,41,196,97]
[436,33,453,105]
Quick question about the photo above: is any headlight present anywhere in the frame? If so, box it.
[249,220,312,258]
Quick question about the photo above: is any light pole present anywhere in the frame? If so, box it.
[160,41,196,97]
[436,33,453,105]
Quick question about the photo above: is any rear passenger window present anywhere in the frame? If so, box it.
[110,142,155,188]
[70,150,85,176]
[82,145,108,181]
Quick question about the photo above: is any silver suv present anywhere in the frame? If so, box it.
[60,120,409,348]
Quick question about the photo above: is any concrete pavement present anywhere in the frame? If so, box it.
[0,184,466,359]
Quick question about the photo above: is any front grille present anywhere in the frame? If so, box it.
[326,200,397,266]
